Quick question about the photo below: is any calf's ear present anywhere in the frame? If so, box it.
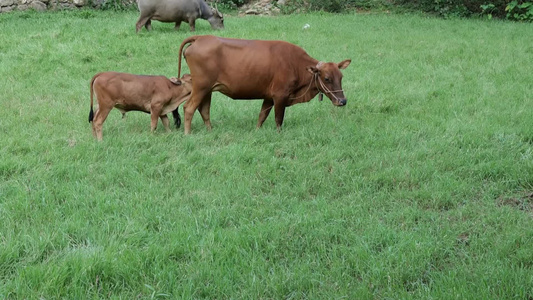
[170,77,182,85]
[338,59,351,70]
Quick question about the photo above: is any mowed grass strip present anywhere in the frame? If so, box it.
[0,9,532,299]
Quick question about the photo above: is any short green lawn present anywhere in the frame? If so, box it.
[1,9,532,299]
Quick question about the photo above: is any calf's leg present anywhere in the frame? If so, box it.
[160,115,171,132]
[150,105,163,132]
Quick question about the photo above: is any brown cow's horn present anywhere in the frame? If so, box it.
[316,61,324,69]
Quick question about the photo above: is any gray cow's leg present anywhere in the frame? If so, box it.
[145,19,152,31]
[188,18,196,31]
[174,21,181,31]
[136,16,151,33]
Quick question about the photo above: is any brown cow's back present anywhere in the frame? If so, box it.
[184,36,318,100]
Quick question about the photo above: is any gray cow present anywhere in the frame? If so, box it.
[136,0,224,32]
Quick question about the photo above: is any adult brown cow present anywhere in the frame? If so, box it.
[177,35,351,134]
[88,72,192,141]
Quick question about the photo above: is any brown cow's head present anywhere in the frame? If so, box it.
[307,59,351,106]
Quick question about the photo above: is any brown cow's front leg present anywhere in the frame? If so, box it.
[197,93,212,131]
[257,99,274,128]
[160,115,171,132]
[274,102,286,132]
[150,113,159,132]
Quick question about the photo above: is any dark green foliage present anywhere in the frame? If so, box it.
[504,0,533,21]
[95,0,136,11]
[278,0,532,21]
[212,0,252,9]
[281,0,393,13]
[392,0,532,20]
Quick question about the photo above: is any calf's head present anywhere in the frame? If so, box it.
[169,73,193,98]
[308,59,351,106]
[208,7,224,30]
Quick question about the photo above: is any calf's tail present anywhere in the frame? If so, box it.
[88,74,98,123]
[178,36,198,78]
[172,108,181,129]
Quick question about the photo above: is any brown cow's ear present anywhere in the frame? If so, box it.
[338,59,351,70]
[170,77,182,85]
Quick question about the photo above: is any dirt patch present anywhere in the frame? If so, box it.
[497,192,533,215]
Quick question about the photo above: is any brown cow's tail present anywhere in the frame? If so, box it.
[178,36,198,78]
[88,74,98,123]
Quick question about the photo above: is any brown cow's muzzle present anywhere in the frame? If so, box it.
[329,94,347,106]
[338,98,347,106]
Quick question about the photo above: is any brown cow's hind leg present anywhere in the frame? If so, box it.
[197,93,212,131]
[183,102,196,135]
[92,107,112,141]
[184,90,207,134]
[257,99,274,128]
[91,108,99,138]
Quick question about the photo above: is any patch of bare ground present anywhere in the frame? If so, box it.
[497,192,533,216]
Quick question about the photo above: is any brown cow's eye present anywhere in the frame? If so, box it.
[324,77,331,82]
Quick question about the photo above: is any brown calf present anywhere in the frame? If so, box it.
[177,35,351,134]
[88,72,192,141]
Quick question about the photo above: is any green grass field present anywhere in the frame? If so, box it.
[1,8,533,298]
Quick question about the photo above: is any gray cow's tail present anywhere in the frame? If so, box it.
[172,108,181,128]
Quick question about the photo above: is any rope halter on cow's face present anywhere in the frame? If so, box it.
[308,61,346,105]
